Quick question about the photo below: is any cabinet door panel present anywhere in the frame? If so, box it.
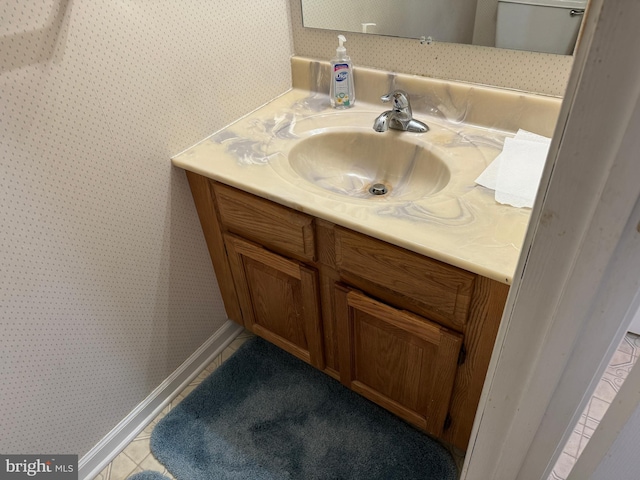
[225,234,324,369]
[355,312,433,412]
[336,285,462,437]
[244,257,308,349]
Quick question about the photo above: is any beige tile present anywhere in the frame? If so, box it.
[149,405,171,428]
[549,471,564,480]
[582,425,595,442]
[228,336,250,351]
[603,370,626,392]
[98,464,111,479]
[193,369,212,384]
[122,437,151,465]
[543,334,640,480]
[221,346,236,363]
[562,430,582,458]
[154,404,171,421]
[586,397,611,423]
[180,383,197,397]
[575,429,594,462]
[135,427,152,441]
[617,336,635,356]
[138,453,166,472]
[170,394,185,409]
[609,348,634,367]
[236,329,255,339]
[126,467,144,478]
[607,360,632,374]
[142,421,157,436]
[584,416,599,431]
[577,433,590,457]
[204,356,221,373]
[593,377,619,402]
[108,453,137,480]
[553,452,577,479]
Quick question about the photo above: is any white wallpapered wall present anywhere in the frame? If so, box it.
[0,0,292,457]
[291,0,574,96]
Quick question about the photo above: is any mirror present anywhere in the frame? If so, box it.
[300,0,588,55]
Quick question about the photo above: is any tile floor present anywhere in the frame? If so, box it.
[549,332,640,480]
[94,330,255,480]
[94,330,639,480]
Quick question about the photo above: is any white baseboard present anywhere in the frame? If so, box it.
[78,320,244,480]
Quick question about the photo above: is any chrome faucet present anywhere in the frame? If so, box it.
[372,90,429,133]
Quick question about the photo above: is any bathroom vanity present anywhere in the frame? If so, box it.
[173,57,561,451]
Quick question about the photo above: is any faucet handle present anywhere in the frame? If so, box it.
[380,90,411,113]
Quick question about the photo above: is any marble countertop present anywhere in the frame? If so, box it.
[173,59,561,284]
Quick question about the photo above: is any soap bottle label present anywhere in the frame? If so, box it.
[333,63,352,107]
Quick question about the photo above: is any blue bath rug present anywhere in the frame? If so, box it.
[127,471,171,480]
[151,337,458,480]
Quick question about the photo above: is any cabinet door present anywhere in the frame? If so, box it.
[335,285,462,437]
[225,234,324,369]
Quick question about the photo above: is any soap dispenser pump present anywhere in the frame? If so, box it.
[330,35,355,109]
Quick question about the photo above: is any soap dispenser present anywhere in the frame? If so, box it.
[330,35,355,109]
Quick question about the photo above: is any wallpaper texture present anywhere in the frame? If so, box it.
[291,0,573,96]
[0,0,293,457]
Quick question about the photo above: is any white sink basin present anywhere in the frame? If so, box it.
[285,130,451,201]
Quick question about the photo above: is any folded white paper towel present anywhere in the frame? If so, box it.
[475,129,551,208]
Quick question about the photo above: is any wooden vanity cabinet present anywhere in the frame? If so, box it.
[335,285,463,438]
[224,233,324,370]
[186,171,509,452]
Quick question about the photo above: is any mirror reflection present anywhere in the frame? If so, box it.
[301,0,588,55]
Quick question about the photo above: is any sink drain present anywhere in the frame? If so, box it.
[369,183,389,196]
